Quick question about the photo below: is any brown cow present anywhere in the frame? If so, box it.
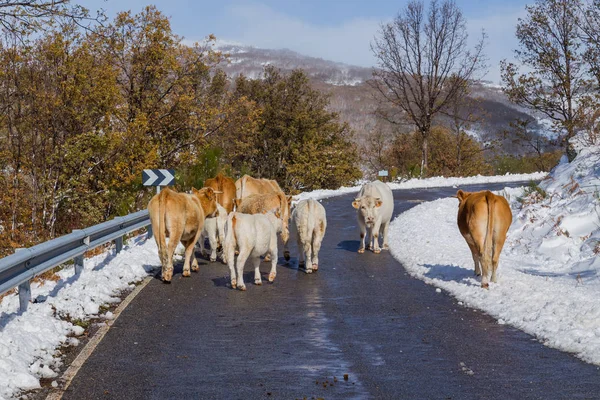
[205,173,236,214]
[148,187,219,283]
[456,190,512,289]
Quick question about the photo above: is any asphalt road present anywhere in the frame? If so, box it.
[63,182,600,400]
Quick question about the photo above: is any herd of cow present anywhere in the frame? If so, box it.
[148,173,513,290]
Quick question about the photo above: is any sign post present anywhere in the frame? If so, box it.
[143,169,175,194]
[378,170,389,182]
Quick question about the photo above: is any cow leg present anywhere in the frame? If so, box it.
[302,241,313,274]
[297,234,306,270]
[227,250,236,289]
[381,222,390,250]
[491,232,507,283]
[372,220,382,254]
[253,256,262,285]
[358,219,367,254]
[164,226,183,283]
[268,247,277,283]
[199,232,208,259]
[236,248,250,291]
[208,229,218,262]
[181,238,195,277]
[311,230,323,271]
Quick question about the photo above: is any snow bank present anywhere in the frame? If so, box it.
[0,237,160,399]
[388,147,600,365]
[294,172,546,202]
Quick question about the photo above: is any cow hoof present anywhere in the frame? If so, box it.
[312,264,319,271]
[373,248,381,254]
[302,267,312,274]
[182,270,191,277]
[268,272,276,282]
[209,257,216,262]
[383,244,389,250]
[231,279,237,289]
[255,280,263,286]
[481,283,489,289]
[239,285,247,291]
[163,270,173,282]
[358,248,365,254]
[284,251,290,261]
[191,266,199,272]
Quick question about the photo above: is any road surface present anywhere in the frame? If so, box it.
[62,182,600,399]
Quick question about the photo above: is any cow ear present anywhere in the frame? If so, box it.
[352,199,360,209]
[192,187,199,194]
[375,198,383,208]
[456,190,466,201]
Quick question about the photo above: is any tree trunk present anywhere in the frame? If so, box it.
[421,132,429,178]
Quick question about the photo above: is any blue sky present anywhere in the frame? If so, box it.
[79,0,530,83]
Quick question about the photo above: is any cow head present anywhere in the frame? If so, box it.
[352,196,383,227]
[193,187,221,218]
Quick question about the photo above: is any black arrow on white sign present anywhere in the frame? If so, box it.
[143,169,175,186]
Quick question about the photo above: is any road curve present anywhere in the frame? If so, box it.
[62,182,600,400]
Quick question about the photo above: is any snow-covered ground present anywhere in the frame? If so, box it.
[388,146,600,365]
[0,237,160,400]
[0,170,547,399]
[293,171,546,203]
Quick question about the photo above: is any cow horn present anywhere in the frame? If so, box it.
[213,190,223,194]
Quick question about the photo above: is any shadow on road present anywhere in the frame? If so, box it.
[336,240,360,252]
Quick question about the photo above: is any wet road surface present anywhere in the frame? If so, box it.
[63,182,600,399]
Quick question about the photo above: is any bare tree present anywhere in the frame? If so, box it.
[370,0,486,176]
[501,0,597,162]
[0,0,97,38]
[580,0,600,86]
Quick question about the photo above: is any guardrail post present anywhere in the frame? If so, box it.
[74,255,84,275]
[115,236,123,253]
[147,224,153,239]
[15,248,30,312]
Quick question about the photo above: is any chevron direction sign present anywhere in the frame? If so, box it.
[143,169,175,186]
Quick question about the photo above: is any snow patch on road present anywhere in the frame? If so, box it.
[388,146,600,365]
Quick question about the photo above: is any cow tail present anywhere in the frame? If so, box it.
[306,200,316,245]
[156,190,168,266]
[483,191,495,275]
[225,213,238,264]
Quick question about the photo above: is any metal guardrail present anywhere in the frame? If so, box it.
[0,210,152,312]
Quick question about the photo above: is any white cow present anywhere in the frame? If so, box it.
[292,199,327,274]
[352,180,394,254]
[224,211,282,291]
[200,203,228,263]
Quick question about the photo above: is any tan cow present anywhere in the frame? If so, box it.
[205,173,236,214]
[148,187,219,283]
[235,174,282,200]
[456,190,512,289]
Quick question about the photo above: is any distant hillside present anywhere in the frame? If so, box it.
[215,42,558,157]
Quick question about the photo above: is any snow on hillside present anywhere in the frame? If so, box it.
[388,146,600,365]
